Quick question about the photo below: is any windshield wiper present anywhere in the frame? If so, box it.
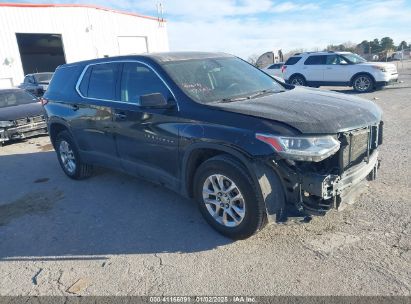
[218,96,249,103]
[217,89,284,103]
[247,89,284,99]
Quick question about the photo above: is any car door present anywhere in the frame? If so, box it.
[302,55,326,82]
[323,54,351,83]
[70,62,120,166]
[112,61,180,188]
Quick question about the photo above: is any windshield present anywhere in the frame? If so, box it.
[341,53,367,64]
[162,57,285,104]
[33,73,53,83]
[0,90,36,108]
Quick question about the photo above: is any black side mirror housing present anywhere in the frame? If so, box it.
[139,93,172,108]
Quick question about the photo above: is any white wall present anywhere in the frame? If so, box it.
[0,5,169,86]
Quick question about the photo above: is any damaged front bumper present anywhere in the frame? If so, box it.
[0,121,48,144]
[296,150,380,215]
[257,149,381,223]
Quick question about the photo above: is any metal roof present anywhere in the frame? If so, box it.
[0,3,163,22]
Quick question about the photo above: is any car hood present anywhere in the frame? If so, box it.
[0,102,44,121]
[361,62,397,70]
[213,87,382,134]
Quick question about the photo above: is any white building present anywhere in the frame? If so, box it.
[0,3,169,88]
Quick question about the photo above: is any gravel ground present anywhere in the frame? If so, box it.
[0,62,410,296]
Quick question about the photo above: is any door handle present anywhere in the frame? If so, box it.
[71,104,79,111]
[114,112,127,120]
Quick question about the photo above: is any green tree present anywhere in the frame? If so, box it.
[380,37,395,50]
[370,38,381,53]
[397,41,408,50]
[357,40,371,54]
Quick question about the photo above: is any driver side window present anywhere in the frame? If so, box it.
[326,55,339,65]
[120,63,170,103]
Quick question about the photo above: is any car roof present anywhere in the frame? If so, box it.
[292,51,352,56]
[60,51,236,68]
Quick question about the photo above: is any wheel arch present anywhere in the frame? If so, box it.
[350,72,376,86]
[182,143,287,224]
[289,73,306,81]
[181,143,256,198]
[48,120,73,149]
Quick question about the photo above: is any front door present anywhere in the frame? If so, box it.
[112,62,180,189]
[323,54,351,83]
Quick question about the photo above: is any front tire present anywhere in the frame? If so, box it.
[193,155,266,239]
[353,74,374,93]
[55,131,92,179]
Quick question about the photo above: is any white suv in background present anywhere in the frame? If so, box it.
[282,51,399,92]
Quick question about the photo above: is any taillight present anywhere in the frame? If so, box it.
[281,65,287,73]
[40,97,49,106]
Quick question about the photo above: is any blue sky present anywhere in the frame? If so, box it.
[5,0,411,58]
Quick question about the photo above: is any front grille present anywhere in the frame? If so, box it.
[339,123,382,171]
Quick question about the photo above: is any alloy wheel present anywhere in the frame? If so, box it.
[202,174,246,227]
[291,77,304,86]
[59,140,76,174]
[354,76,371,92]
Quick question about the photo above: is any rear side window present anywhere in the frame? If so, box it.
[120,63,170,103]
[284,57,301,65]
[78,67,92,96]
[45,65,84,100]
[304,55,326,65]
[86,63,120,100]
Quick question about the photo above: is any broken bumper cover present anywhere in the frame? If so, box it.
[0,121,48,143]
[298,150,380,214]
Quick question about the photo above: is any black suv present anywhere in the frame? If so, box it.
[43,52,383,239]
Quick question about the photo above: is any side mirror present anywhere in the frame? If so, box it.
[139,93,173,108]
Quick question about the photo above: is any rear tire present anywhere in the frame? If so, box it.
[193,155,266,239]
[289,75,306,86]
[55,131,92,180]
[353,74,374,93]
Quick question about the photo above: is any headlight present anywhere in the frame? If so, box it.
[372,65,387,72]
[0,121,14,128]
[256,133,340,162]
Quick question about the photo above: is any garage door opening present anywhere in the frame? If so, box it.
[16,33,66,75]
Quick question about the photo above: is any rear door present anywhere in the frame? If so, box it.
[302,55,326,82]
[112,61,179,188]
[71,62,121,165]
